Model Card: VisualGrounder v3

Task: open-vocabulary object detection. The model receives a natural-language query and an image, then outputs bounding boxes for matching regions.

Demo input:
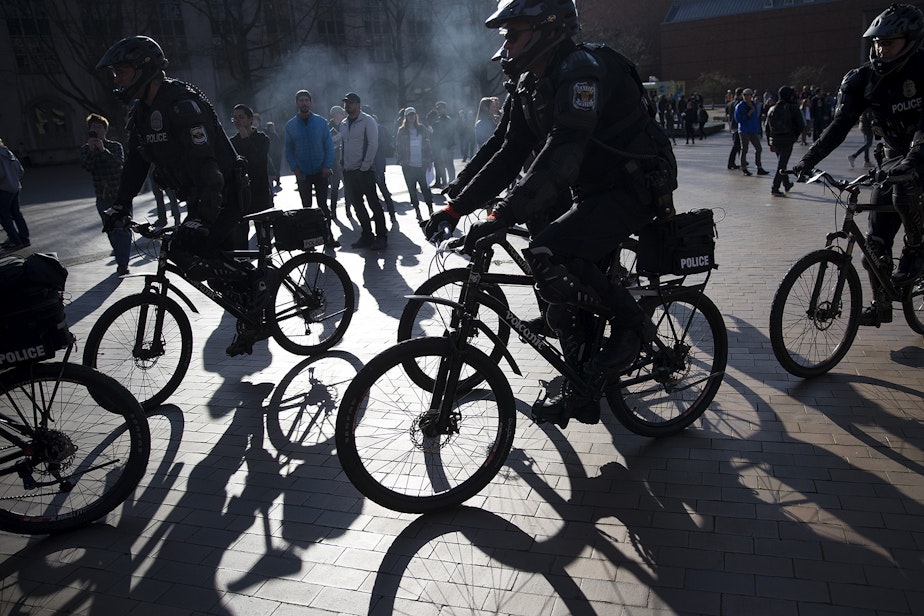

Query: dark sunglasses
[501,27,533,44]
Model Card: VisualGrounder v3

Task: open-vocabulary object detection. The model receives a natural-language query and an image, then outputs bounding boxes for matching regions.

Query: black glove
[462,214,508,256]
[102,204,129,233]
[175,218,210,242]
[196,192,223,224]
[791,159,814,182]
[421,206,461,241]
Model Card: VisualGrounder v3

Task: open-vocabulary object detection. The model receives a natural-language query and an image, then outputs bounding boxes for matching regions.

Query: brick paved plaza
[1,129,922,615]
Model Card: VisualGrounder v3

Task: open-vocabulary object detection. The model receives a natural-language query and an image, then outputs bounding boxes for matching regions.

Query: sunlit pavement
[2,129,923,615]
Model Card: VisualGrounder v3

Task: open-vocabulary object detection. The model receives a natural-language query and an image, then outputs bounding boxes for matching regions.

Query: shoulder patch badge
[190,125,208,145]
[572,81,597,111]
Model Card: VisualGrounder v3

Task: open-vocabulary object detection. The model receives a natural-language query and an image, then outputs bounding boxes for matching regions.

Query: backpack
[768,103,793,135]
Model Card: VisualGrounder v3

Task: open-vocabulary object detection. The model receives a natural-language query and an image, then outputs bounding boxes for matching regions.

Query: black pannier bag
[637,209,717,276]
[0,253,72,368]
[272,208,327,251]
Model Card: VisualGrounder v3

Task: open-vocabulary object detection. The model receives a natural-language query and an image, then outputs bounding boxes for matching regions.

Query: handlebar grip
[428,222,452,244]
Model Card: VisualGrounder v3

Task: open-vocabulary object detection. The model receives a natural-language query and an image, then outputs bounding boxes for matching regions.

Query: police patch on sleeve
[190,125,208,145]
[572,81,597,111]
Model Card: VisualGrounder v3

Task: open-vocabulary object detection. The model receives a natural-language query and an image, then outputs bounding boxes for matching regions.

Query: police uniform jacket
[803,49,924,170]
[114,78,239,217]
[449,39,673,225]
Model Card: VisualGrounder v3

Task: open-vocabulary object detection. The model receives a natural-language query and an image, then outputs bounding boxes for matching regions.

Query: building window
[149,0,188,67]
[29,100,70,152]
[3,0,58,74]
[318,0,345,47]
[80,0,121,44]
[365,6,392,63]
[265,0,295,60]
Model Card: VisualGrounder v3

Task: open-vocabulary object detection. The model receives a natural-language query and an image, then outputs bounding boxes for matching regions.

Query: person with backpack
[764,85,805,196]
[422,0,677,429]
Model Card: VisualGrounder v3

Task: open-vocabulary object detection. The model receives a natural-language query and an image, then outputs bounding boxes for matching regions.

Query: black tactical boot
[531,381,600,429]
[858,302,893,327]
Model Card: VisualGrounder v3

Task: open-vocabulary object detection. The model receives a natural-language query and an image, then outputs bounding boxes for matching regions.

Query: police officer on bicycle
[423,0,677,428]
[794,4,924,327]
[97,36,260,356]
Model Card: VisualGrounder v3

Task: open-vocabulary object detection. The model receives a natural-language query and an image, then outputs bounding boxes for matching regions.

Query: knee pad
[523,247,601,306]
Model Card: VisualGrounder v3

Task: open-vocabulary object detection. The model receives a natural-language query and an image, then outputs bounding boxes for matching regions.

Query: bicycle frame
[823,199,906,303]
[123,214,290,356]
[417,237,710,433]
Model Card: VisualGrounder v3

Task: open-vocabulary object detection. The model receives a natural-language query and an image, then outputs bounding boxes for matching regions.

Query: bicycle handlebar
[786,167,918,192]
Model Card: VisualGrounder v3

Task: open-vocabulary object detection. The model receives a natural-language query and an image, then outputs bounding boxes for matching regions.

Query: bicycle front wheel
[902,278,924,335]
[0,362,150,534]
[83,293,192,411]
[335,337,516,514]
[769,250,861,377]
[397,268,510,392]
[608,293,727,437]
[271,252,354,354]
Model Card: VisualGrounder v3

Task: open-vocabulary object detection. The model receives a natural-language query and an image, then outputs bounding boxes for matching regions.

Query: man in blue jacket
[734,88,770,176]
[285,89,338,247]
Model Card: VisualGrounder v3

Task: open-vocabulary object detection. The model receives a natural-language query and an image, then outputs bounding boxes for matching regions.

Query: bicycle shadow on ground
[890,345,924,368]
[0,404,187,615]
[263,350,365,461]
[788,373,924,476]
[366,315,922,615]
[63,274,127,326]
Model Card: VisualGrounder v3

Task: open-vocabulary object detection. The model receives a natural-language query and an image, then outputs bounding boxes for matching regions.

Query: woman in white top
[395,107,435,222]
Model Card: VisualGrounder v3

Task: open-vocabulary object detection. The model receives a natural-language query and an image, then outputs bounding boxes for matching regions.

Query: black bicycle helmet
[863,3,924,76]
[96,36,168,103]
[485,0,580,75]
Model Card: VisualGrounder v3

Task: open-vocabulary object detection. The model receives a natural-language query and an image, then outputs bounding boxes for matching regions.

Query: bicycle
[769,168,924,378]
[82,207,355,410]
[335,218,727,513]
[1,255,150,535]
[397,225,639,383]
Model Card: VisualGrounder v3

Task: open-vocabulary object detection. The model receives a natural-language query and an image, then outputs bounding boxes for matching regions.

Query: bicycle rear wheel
[82,293,192,411]
[608,292,727,437]
[769,250,861,377]
[270,252,354,354]
[335,337,516,514]
[902,278,924,335]
[0,362,150,534]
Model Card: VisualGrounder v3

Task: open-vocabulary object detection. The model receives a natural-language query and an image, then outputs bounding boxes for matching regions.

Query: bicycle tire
[336,337,516,514]
[608,292,727,437]
[270,252,354,354]
[82,293,193,411]
[397,268,511,391]
[902,278,924,335]
[0,362,150,534]
[769,250,862,377]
